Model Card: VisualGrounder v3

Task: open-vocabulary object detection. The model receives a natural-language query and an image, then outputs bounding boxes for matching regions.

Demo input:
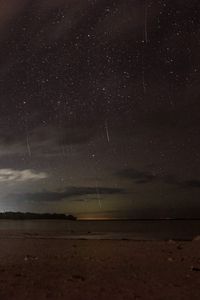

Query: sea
[0,219,200,240]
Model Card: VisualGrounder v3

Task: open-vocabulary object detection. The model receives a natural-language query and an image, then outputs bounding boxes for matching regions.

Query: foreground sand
[0,238,200,300]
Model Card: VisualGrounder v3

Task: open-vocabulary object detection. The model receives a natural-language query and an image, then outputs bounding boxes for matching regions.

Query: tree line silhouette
[0,212,77,220]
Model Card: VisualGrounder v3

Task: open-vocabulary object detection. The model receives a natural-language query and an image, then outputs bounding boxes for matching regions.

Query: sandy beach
[0,238,200,300]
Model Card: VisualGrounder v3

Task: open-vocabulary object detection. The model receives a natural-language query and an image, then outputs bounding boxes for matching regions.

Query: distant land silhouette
[0,212,77,220]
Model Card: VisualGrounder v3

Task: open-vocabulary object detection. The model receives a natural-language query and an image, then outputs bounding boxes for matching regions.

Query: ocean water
[0,220,200,240]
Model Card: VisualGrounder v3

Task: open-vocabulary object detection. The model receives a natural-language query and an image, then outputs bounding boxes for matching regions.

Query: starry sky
[0,0,200,219]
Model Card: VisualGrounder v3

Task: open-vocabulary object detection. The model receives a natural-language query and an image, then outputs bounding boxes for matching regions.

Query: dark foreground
[0,239,200,300]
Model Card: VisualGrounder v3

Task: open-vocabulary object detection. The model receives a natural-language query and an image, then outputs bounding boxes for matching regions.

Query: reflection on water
[0,220,200,240]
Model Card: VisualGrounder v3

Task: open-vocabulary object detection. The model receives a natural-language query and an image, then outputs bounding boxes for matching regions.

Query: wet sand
[0,238,200,300]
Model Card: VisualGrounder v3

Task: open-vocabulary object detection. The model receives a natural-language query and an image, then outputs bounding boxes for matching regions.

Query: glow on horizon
[78,217,128,220]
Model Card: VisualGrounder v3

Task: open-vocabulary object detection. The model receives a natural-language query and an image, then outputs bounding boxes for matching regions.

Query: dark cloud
[116,168,200,189]
[116,167,174,185]
[10,186,126,202]
[116,169,156,183]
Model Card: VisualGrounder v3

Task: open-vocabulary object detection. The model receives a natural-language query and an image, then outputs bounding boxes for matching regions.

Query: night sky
[0,0,200,219]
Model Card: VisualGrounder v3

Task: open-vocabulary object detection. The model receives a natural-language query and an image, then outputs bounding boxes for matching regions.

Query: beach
[0,238,200,300]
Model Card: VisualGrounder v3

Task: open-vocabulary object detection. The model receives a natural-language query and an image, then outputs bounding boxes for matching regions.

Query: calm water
[0,220,200,240]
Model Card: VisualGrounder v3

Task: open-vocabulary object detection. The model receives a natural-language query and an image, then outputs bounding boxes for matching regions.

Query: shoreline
[0,234,195,241]
[0,230,197,241]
